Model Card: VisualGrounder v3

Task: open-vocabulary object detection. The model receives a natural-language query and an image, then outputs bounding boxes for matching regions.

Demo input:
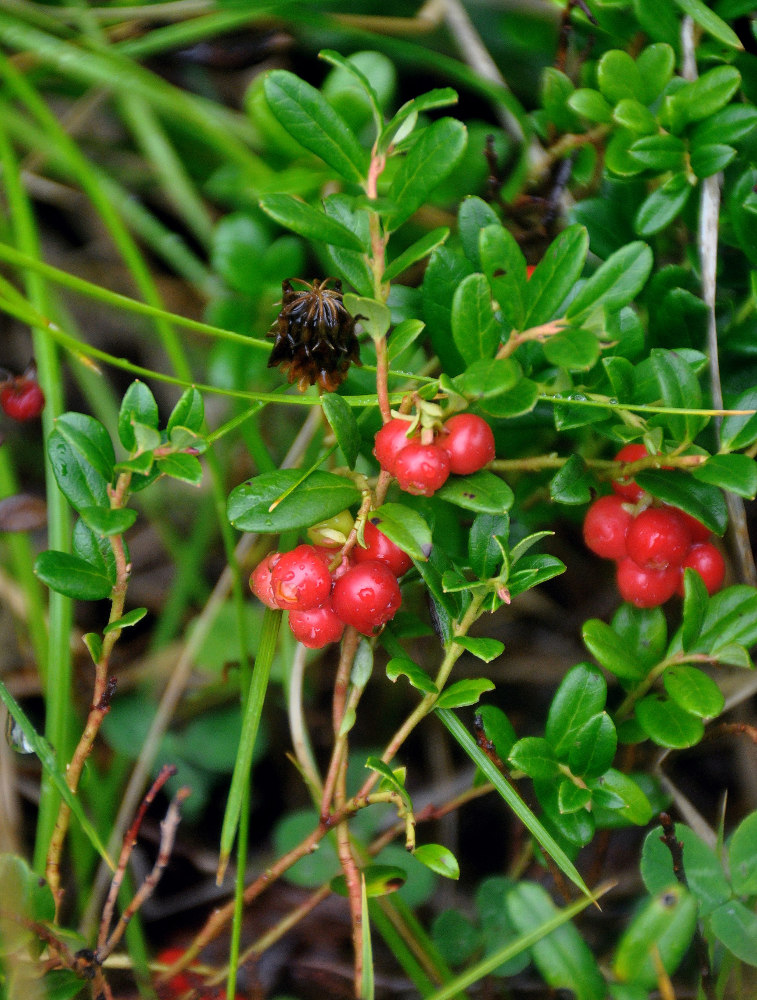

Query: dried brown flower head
[267,278,362,392]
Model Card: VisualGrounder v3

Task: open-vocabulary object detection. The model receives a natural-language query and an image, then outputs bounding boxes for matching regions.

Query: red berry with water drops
[354,521,413,577]
[678,543,726,596]
[270,544,332,611]
[583,495,633,560]
[611,443,649,502]
[440,413,496,475]
[289,599,345,648]
[616,557,680,608]
[331,560,402,635]
[374,418,418,474]
[394,441,450,496]
[0,376,45,422]
[249,552,281,609]
[626,507,690,570]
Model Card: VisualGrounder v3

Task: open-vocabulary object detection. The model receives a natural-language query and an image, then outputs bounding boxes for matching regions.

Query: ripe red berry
[289,599,345,648]
[331,560,402,635]
[583,495,633,560]
[616,557,680,608]
[611,443,649,502]
[672,508,711,544]
[354,521,413,577]
[155,946,243,999]
[374,418,419,474]
[249,552,281,609]
[678,543,726,596]
[394,442,450,496]
[626,507,691,570]
[270,544,332,611]
[0,377,45,421]
[439,413,496,475]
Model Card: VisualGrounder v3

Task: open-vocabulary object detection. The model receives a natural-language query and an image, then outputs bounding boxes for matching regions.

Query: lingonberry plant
[2,4,757,1000]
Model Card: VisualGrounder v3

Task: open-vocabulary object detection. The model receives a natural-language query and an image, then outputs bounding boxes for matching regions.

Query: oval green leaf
[228,470,360,533]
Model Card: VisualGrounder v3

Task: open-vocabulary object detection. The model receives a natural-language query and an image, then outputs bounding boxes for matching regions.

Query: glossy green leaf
[523,224,589,329]
[543,327,599,371]
[692,585,757,653]
[103,607,147,634]
[628,134,687,172]
[673,64,742,124]
[431,909,480,968]
[545,662,607,757]
[436,470,514,514]
[78,506,137,537]
[582,619,646,680]
[365,756,411,808]
[414,844,459,880]
[369,503,432,563]
[613,885,699,986]
[588,769,652,825]
[558,780,592,814]
[468,512,509,579]
[452,273,501,364]
[641,822,731,915]
[454,358,521,401]
[566,242,652,321]
[720,388,757,450]
[378,87,458,152]
[535,776,595,845]
[507,554,565,598]
[692,454,757,499]
[167,386,204,434]
[635,471,727,535]
[690,143,737,179]
[228,470,360,533]
[386,657,437,694]
[549,454,593,504]
[118,380,159,452]
[604,128,645,177]
[259,193,365,251]
[322,193,374,296]
[385,118,467,231]
[568,88,613,123]
[476,704,517,760]
[436,678,495,710]
[635,174,692,236]
[459,197,500,269]
[568,713,617,780]
[505,882,606,1000]
[480,377,540,418]
[663,665,724,718]
[479,223,528,331]
[508,737,559,779]
[454,636,504,662]
[384,227,450,282]
[597,50,643,103]
[648,348,706,441]
[48,414,113,512]
[321,392,360,469]
[35,550,114,601]
[613,98,657,135]
[422,246,472,375]
[264,70,368,183]
[156,453,203,486]
[691,105,757,147]
[387,318,426,362]
[637,43,675,103]
[729,811,757,895]
[680,568,709,650]
[710,900,757,966]
[635,695,704,748]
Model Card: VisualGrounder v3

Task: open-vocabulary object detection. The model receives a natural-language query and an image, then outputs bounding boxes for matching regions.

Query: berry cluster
[250,521,410,646]
[583,446,725,607]
[0,367,45,422]
[374,413,495,497]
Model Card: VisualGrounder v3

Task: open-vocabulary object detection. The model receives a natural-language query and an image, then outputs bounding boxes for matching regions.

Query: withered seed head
[267,278,362,393]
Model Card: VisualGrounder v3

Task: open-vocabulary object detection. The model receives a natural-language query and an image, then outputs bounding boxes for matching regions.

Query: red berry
[249,552,281,609]
[583,495,633,560]
[672,508,711,543]
[331,560,402,635]
[0,377,45,421]
[374,418,419,474]
[611,444,649,502]
[626,507,691,570]
[616,557,680,608]
[270,544,332,611]
[155,947,194,996]
[354,521,413,577]
[439,414,496,475]
[289,599,345,648]
[526,264,536,279]
[394,442,450,496]
[678,542,726,596]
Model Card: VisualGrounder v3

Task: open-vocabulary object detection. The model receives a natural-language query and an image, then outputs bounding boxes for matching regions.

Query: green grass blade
[361,876,375,1000]
[436,708,592,899]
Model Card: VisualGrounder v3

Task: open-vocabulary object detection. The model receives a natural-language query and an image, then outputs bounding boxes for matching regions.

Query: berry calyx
[583,495,633,560]
[394,442,450,496]
[249,552,281,609]
[439,413,496,475]
[0,376,45,422]
[354,521,413,577]
[616,558,680,608]
[289,599,345,648]
[374,418,419,474]
[331,560,402,635]
[625,507,690,570]
[270,544,332,611]
[678,543,726,596]
[611,443,650,502]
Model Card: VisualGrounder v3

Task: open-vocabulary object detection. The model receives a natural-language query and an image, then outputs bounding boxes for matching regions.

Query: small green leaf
[691,105,757,146]
[228,470,360,533]
[710,901,757,967]
[635,695,704,748]
[454,636,504,663]
[692,454,757,499]
[550,454,593,504]
[635,471,727,535]
[157,453,203,486]
[78,506,137,537]
[692,585,757,653]
[641,822,731,915]
[264,70,368,182]
[437,470,514,514]
[332,864,407,899]
[387,319,426,362]
[103,607,148,633]
[690,143,737,179]
[545,662,607,757]
[48,414,113,513]
[452,273,502,364]
[436,678,495,710]
[384,227,450,282]
[386,657,437,694]
[663,665,724,719]
[459,197,500,269]
[523,224,589,329]
[413,844,459,880]
[35,550,114,601]
[582,619,646,680]
[628,134,687,172]
[342,293,391,340]
[476,704,517,760]
[378,87,459,152]
[681,568,709,650]
[597,50,643,103]
[566,242,652,322]
[118,380,159,452]
[635,174,692,237]
[167,386,204,434]
[568,87,613,123]
[322,194,374,296]
[321,393,360,469]
[365,755,411,808]
[542,327,599,371]
[612,98,657,135]
[259,193,365,251]
[479,223,528,331]
[672,63,742,122]
[589,769,652,825]
[369,503,432,562]
[454,358,521,402]
[422,246,474,375]
[558,781,592,814]
[385,118,467,231]
[720,388,757,450]
[508,736,559,779]
[637,43,675,103]
[468,512,509,579]
[568,713,617,780]
[728,811,757,896]
[613,885,699,986]
[83,632,102,664]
